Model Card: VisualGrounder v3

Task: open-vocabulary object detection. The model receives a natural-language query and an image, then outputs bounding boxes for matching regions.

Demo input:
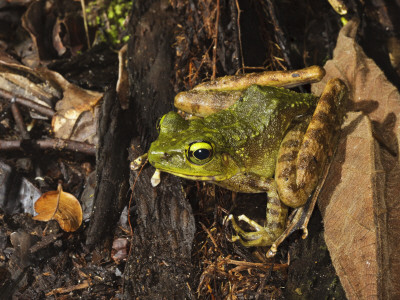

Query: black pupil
[194,149,210,160]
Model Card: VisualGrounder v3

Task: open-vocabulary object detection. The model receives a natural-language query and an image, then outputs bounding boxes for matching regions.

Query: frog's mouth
[167,170,228,181]
[152,164,229,182]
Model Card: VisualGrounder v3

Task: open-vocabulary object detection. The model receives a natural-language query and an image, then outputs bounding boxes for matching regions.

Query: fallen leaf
[312,19,400,299]
[0,52,103,143]
[111,238,129,263]
[33,183,83,232]
[0,51,62,111]
[44,68,102,144]
[0,160,42,215]
[116,44,129,110]
[21,0,89,63]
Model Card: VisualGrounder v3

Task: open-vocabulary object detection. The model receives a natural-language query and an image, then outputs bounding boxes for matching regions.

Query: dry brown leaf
[0,51,62,110]
[0,51,102,143]
[312,19,400,299]
[33,183,83,232]
[116,44,130,110]
[40,68,102,144]
[21,0,88,63]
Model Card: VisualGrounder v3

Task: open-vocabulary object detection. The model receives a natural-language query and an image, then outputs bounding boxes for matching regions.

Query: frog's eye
[187,141,213,165]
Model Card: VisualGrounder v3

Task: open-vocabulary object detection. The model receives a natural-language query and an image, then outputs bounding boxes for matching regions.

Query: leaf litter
[312,18,400,300]
[33,182,83,232]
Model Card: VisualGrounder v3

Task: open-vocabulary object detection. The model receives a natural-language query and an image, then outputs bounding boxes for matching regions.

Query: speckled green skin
[148,85,317,193]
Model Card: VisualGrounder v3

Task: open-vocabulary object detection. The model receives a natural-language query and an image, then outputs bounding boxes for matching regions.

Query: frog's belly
[212,173,272,193]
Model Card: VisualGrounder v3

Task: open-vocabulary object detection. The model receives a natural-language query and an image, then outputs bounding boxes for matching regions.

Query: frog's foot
[279,147,333,244]
[130,153,148,170]
[264,207,306,257]
[226,206,313,258]
[226,214,278,251]
[151,169,161,187]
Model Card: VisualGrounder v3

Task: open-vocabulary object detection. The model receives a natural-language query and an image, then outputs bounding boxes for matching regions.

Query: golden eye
[187,141,213,165]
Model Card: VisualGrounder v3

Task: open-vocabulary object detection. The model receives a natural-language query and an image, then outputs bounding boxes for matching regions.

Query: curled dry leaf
[116,44,129,110]
[312,19,400,299]
[33,184,83,232]
[21,0,88,63]
[44,68,103,144]
[0,51,62,112]
[0,51,102,144]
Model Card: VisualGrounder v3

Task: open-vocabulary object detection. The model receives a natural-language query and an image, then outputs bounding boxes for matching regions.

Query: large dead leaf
[21,0,89,63]
[312,19,400,299]
[0,51,62,111]
[33,183,83,232]
[0,51,102,144]
[44,68,102,144]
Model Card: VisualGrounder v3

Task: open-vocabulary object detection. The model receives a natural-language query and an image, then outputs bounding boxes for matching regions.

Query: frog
[132,66,347,257]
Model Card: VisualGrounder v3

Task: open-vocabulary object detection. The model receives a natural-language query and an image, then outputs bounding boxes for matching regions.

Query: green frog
[133,66,347,256]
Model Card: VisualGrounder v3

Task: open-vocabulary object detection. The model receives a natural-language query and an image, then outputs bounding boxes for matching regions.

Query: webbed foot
[226,204,312,258]
[225,214,282,257]
[130,153,148,170]
[225,181,290,257]
[227,214,277,246]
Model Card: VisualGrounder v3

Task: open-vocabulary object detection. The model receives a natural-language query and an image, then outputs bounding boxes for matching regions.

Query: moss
[86,0,133,47]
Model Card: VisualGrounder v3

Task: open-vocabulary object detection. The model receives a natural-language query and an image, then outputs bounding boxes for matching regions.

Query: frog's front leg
[225,115,312,255]
[227,179,288,250]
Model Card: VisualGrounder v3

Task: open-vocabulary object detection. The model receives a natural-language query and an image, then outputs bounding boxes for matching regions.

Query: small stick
[211,0,220,80]
[234,0,245,73]
[10,98,30,139]
[0,90,55,118]
[0,138,96,155]
[265,0,292,69]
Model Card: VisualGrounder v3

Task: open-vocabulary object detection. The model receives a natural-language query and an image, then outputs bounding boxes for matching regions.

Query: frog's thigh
[275,122,310,208]
[276,79,346,208]
[296,79,346,186]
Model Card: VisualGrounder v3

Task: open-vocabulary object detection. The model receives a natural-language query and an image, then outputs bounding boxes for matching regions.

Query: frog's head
[148,111,240,182]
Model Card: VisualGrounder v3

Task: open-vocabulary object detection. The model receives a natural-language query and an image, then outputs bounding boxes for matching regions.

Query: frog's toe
[266,244,278,258]
[301,227,308,239]
[231,233,268,248]
[226,214,276,247]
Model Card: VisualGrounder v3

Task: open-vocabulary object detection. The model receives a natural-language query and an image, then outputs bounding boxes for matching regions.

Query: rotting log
[122,1,196,298]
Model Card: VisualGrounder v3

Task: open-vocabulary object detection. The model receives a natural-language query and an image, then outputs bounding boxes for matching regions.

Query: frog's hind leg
[272,79,347,254]
[227,181,288,249]
[276,78,347,209]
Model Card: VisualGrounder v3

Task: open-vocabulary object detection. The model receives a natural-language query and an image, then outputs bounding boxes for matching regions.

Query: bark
[123,1,196,298]
[86,89,131,246]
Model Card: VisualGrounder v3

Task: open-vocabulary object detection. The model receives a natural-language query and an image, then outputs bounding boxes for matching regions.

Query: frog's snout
[148,150,172,166]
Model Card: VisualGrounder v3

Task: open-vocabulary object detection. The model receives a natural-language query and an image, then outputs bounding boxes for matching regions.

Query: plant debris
[33,182,83,232]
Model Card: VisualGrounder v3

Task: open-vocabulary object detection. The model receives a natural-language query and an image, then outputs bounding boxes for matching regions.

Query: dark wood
[122,1,196,298]
[85,89,131,246]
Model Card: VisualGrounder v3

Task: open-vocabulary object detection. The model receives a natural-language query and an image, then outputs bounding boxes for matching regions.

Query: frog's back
[233,85,316,130]
[203,85,317,176]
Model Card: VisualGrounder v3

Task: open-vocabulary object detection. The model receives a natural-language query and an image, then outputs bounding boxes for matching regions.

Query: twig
[264,0,292,69]
[80,0,91,49]
[45,280,90,296]
[225,258,288,271]
[10,98,30,139]
[212,0,220,80]
[122,157,148,294]
[200,222,219,250]
[0,138,96,155]
[0,89,55,118]
[235,0,245,73]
